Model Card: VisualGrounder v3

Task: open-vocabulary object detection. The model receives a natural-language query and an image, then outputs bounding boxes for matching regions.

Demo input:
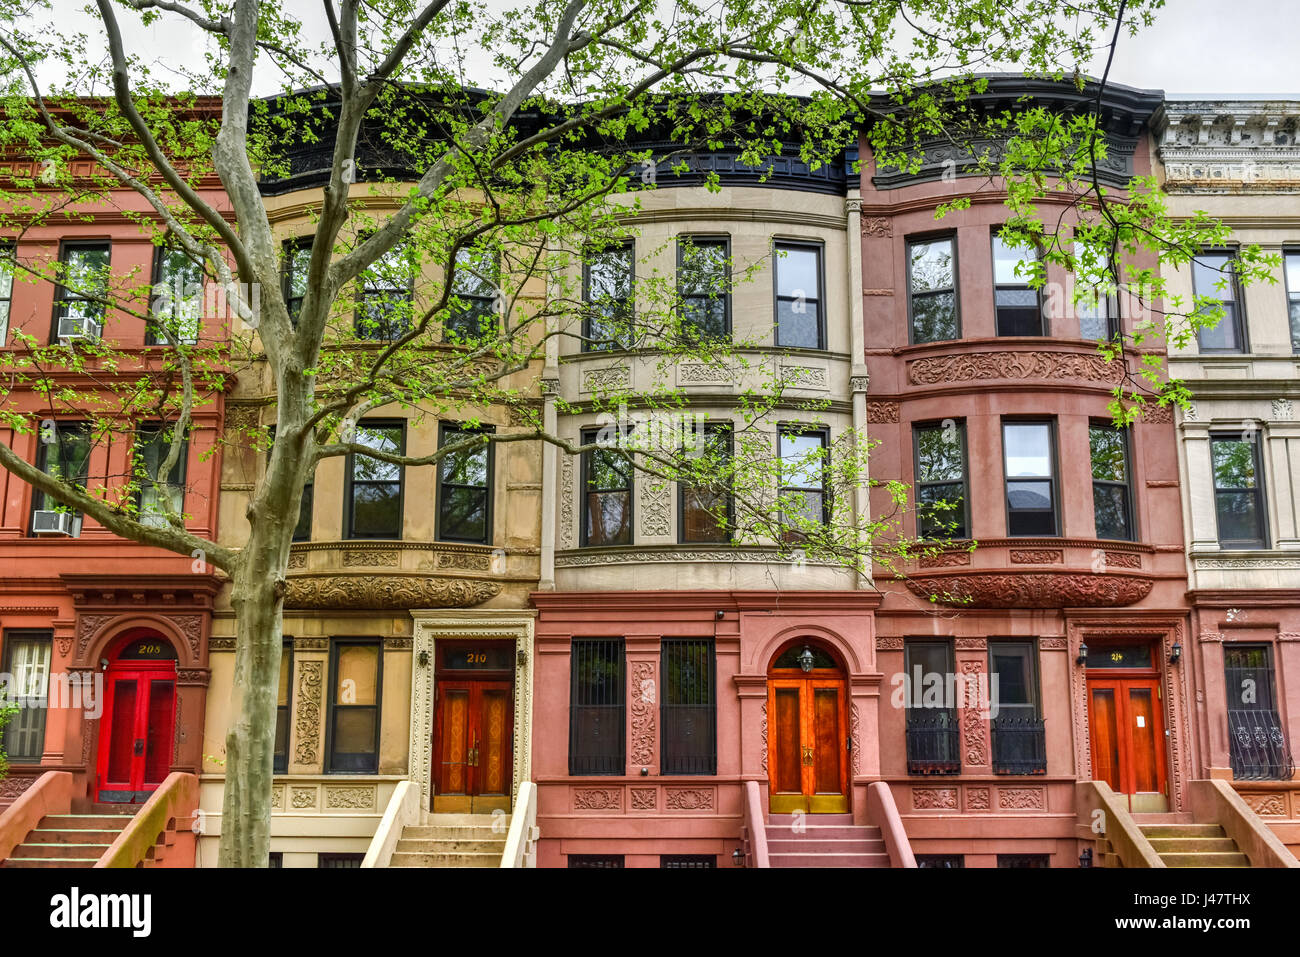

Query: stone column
[955,638,990,774]
[539,377,560,589]
[625,635,660,777]
[1266,427,1300,549]
[288,637,329,775]
[1197,631,1230,773]
[1183,426,1220,552]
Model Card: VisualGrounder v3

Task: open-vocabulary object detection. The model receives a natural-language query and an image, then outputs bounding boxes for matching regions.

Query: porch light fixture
[1075,642,1088,667]
[1169,641,1182,665]
[1079,847,1093,868]
[797,645,816,673]
[732,848,745,867]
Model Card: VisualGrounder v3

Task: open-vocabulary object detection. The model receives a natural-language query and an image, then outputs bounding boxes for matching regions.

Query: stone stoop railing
[741,780,770,868]
[361,780,421,868]
[500,781,538,868]
[1075,780,1165,868]
[866,781,917,868]
[95,772,200,868]
[1190,779,1300,868]
[0,771,74,862]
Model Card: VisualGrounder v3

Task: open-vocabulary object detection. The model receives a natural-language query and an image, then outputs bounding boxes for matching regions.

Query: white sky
[19,0,1300,99]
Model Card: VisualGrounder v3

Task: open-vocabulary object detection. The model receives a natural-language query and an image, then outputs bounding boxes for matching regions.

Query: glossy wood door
[96,664,177,803]
[1087,677,1167,810]
[433,678,513,812]
[767,677,849,813]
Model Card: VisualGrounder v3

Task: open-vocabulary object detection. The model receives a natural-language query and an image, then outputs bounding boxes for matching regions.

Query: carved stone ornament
[909,351,1123,386]
[905,572,1153,608]
[293,661,323,765]
[283,576,500,609]
[866,401,900,424]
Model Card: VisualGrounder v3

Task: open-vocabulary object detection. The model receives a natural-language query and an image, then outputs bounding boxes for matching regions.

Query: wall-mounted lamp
[797,645,816,674]
[732,848,745,867]
[1079,847,1093,868]
[715,610,725,620]
[1169,641,1182,665]
[1075,642,1088,667]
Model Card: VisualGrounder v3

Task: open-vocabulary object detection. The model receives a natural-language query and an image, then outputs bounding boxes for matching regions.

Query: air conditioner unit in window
[57,316,102,342]
[32,510,82,536]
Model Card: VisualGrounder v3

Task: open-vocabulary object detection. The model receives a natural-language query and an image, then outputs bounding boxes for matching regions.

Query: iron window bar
[905,708,961,775]
[1227,709,1295,781]
[990,714,1047,774]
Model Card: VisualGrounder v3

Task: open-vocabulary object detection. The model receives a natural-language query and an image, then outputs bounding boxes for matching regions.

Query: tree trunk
[217,530,286,867]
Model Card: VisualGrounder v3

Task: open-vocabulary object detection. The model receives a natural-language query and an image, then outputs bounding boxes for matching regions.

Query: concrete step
[23,828,123,845]
[389,850,502,867]
[764,825,880,841]
[423,813,503,826]
[766,838,886,855]
[767,813,854,825]
[10,842,107,860]
[1147,837,1239,854]
[769,852,892,868]
[2,857,99,868]
[395,838,506,854]
[1139,824,1227,839]
[401,825,508,841]
[1159,851,1250,868]
[39,814,133,831]
[1132,812,1194,825]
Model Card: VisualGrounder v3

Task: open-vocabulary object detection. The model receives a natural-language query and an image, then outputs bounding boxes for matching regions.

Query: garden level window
[679,424,732,544]
[580,428,631,546]
[916,855,965,869]
[774,241,824,349]
[1223,645,1294,780]
[345,421,404,539]
[583,243,634,351]
[1,631,51,762]
[317,854,364,868]
[569,638,625,775]
[992,234,1043,336]
[355,245,414,340]
[660,638,716,774]
[1211,433,1266,548]
[1193,251,1245,353]
[274,642,293,774]
[914,421,968,539]
[30,422,91,535]
[904,640,959,774]
[661,855,716,868]
[1003,422,1058,537]
[907,236,959,343]
[446,247,499,340]
[1286,251,1300,354]
[134,425,188,529]
[777,426,829,540]
[1090,424,1134,541]
[326,640,382,773]
[148,247,202,344]
[998,855,1050,868]
[988,640,1046,774]
[437,423,493,544]
[0,242,14,345]
[282,237,312,325]
[53,242,110,343]
[568,855,624,868]
[677,237,730,340]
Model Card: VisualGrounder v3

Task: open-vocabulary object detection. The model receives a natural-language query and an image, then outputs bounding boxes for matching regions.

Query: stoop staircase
[765,813,891,868]
[1,805,136,868]
[1135,813,1250,868]
[388,813,509,868]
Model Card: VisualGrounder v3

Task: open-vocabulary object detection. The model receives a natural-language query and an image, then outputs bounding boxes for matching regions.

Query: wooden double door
[767,676,850,813]
[433,677,513,813]
[1087,675,1168,811]
[96,660,177,804]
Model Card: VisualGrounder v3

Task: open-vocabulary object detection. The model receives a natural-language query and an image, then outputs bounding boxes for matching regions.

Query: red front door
[1087,676,1167,810]
[432,678,513,813]
[96,660,177,803]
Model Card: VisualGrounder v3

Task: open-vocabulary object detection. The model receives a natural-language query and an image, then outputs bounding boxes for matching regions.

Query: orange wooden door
[433,679,513,812]
[768,677,849,813]
[1087,677,1166,809]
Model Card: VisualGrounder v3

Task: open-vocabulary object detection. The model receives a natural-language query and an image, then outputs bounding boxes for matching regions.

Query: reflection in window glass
[908,237,957,343]
[1003,422,1056,536]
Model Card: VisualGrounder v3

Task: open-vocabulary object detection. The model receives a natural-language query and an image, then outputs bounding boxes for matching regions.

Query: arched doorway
[767,638,849,813]
[95,630,178,804]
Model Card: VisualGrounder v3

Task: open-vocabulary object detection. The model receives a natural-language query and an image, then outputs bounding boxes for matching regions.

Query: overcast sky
[19,0,1300,99]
